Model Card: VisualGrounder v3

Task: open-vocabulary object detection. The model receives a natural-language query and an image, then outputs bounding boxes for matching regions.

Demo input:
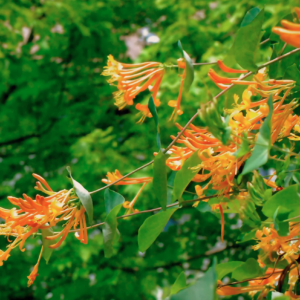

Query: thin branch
[260,38,270,45]
[70,189,247,233]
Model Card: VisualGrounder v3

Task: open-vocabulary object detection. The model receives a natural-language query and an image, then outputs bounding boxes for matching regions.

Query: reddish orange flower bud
[217,60,248,73]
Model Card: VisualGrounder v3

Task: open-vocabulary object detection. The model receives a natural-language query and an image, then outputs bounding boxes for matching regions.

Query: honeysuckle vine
[3,7,300,299]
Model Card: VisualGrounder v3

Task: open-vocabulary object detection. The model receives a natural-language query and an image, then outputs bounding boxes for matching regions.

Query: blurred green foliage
[0,0,300,299]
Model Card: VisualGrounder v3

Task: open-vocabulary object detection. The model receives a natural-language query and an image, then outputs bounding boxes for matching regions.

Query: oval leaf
[153,150,169,210]
[233,8,264,72]
[41,228,57,264]
[215,261,244,280]
[170,272,186,295]
[262,184,300,218]
[178,41,194,93]
[148,95,161,150]
[232,258,264,281]
[171,265,217,300]
[173,151,202,203]
[67,166,93,225]
[138,207,178,252]
[242,95,273,175]
[103,203,123,258]
[104,189,125,215]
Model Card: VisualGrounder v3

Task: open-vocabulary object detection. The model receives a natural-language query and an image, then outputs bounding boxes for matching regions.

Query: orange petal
[281,19,300,31]
[217,60,247,73]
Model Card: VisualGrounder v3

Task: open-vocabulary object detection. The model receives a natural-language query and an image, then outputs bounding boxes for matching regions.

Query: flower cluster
[0,174,88,286]
[102,55,164,122]
[272,8,300,48]
[166,66,297,198]
[102,55,190,122]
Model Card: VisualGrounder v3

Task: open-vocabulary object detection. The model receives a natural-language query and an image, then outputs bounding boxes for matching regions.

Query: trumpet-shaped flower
[0,174,89,284]
[102,55,164,111]
[272,8,300,48]
[102,169,152,185]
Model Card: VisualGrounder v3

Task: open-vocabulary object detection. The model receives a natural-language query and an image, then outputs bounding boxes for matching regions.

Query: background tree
[0,0,299,299]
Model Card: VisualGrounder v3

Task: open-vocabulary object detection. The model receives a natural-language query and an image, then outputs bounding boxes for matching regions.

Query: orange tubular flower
[165,68,297,202]
[102,55,164,112]
[27,246,43,287]
[217,60,248,73]
[272,8,300,48]
[217,280,265,296]
[135,103,152,124]
[123,182,148,215]
[0,174,89,284]
[102,169,152,185]
[168,58,186,121]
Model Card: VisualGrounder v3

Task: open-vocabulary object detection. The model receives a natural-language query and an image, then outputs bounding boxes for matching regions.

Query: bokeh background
[0,0,299,299]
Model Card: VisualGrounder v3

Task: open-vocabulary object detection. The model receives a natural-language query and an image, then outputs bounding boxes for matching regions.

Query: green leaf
[104,189,125,215]
[66,166,93,225]
[173,151,202,203]
[41,228,57,264]
[233,133,250,158]
[241,7,261,27]
[195,201,212,213]
[148,95,161,150]
[273,207,289,236]
[232,258,264,281]
[284,64,300,86]
[262,184,300,218]
[272,295,290,300]
[237,229,256,243]
[171,264,217,300]
[138,207,178,252]
[103,203,123,258]
[178,40,194,93]
[170,272,186,295]
[216,261,244,280]
[242,95,273,175]
[269,45,279,78]
[167,171,177,205]
[233,8,264,72]
[153,150,169,210]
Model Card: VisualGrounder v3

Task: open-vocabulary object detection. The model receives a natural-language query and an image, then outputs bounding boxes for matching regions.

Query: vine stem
[70,189,247,233]
[170,38,270,68]
[90,46,300,196]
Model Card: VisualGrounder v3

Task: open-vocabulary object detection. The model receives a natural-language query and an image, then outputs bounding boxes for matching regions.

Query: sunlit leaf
[178,41,194,93]
[66,166,93,225]
[138,207,178,252]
